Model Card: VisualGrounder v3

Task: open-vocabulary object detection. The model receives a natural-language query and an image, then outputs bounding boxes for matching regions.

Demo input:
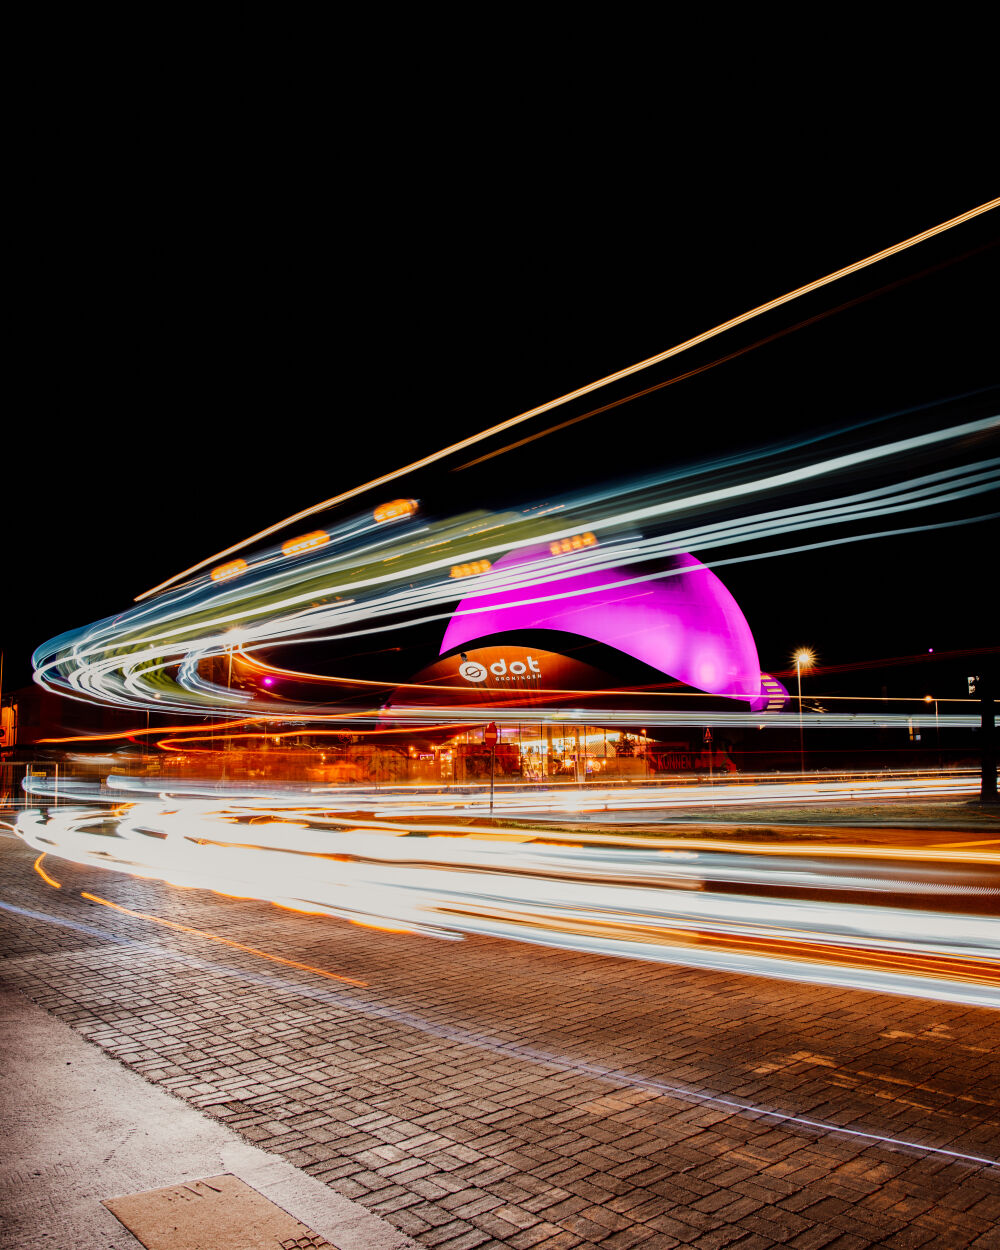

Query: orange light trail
[349,918,415,934]
[234,640,995,706]
[451,237,999,473]
[33,854,62,889]
[38,716,266,744]
[79,892,369,986]
[14,797,997,1009]
[155,722,467,750]
[134,199,999,602]
[233,645,752,703]
[437,903,1000,989]
[237,644,995,724]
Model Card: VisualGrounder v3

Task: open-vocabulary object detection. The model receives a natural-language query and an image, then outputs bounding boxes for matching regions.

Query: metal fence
[1,761,65,812]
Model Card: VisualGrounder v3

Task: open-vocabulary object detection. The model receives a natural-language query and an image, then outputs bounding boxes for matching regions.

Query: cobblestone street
[2,831,998,1249]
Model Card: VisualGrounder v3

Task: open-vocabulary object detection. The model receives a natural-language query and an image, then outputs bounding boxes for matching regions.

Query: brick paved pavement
[2,833,998,1250]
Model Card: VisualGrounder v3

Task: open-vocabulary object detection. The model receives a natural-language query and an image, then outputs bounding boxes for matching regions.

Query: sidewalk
[0,984,417,1250]
[2,811,998,1250]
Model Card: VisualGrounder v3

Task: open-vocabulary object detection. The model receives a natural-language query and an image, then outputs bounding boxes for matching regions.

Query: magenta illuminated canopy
[440,546,778,711]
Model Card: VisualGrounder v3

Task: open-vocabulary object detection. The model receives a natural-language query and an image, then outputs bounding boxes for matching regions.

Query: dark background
[6,175,998,706]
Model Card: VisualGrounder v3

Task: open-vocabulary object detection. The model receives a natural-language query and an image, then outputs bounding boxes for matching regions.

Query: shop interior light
[549,532,597,555]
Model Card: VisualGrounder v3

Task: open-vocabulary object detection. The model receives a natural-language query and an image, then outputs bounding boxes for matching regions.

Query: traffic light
[968,675,979,694]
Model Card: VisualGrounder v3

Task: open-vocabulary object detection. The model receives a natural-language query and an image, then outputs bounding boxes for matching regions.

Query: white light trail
[134,199,1000,601]
[15,784,1000,1011]
[31,416,1000,722]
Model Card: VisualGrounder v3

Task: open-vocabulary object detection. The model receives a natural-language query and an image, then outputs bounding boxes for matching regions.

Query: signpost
[484,722,498,816]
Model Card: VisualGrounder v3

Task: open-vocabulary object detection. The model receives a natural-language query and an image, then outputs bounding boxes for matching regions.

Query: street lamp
[924,694,940,768]
[794,648,815,776]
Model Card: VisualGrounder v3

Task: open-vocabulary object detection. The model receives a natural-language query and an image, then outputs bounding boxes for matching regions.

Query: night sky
[7,182,998,707]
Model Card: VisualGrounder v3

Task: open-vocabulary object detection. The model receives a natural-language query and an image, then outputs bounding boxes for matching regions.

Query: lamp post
[794,649,815,776]
[924,695,940,768]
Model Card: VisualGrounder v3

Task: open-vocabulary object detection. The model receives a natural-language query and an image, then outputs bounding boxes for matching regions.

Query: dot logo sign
[489,657,541,677]
[459,655,543,683]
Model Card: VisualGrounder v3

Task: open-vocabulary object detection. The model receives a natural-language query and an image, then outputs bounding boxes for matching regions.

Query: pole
[490,745,495,817]
[797,659,805,776]
[980,670,997,804]
[226,647,233,753]
[934,699,940,770]
[0,650,6,766]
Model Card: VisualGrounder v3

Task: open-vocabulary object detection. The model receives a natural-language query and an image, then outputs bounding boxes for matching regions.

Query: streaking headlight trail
[31,414,1000,724]
[15,778,1000,1010]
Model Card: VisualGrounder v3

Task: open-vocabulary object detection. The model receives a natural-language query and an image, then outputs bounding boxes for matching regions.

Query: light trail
[31,414,1000,724]
[79,892,369,986]
[14,781,1000,1010]
[303,770,991,815]
[22,211,999,1044]
[22,766,996,811]
[134,199,1000,601]
[33,853,62,889]
[25,768,1000,858]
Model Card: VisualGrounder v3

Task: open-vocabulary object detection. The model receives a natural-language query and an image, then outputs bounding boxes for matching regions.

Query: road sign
[703,727,713,743]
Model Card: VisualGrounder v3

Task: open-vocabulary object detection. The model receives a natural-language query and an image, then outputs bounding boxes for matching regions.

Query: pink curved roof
[440,546,765,704]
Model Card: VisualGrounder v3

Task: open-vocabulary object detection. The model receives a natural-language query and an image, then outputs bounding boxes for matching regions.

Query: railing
[1,761,65,811]
[2,759,990,809]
